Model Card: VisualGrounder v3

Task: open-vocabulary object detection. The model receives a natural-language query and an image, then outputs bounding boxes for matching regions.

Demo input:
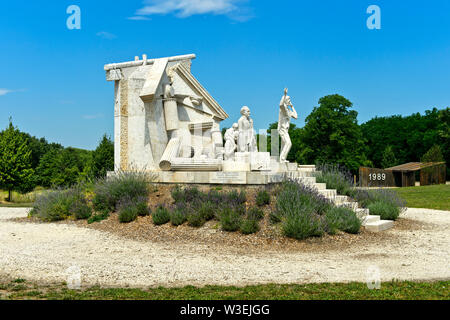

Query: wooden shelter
[385,162,446,187]
[359,162,446,187]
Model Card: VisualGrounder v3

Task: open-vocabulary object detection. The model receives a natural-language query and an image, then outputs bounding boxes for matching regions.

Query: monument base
[107,163,316,185]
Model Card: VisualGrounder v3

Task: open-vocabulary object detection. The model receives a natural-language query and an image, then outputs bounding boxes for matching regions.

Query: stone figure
[278,88,298,163]
[224,123,239,160]
[238,106,257,152]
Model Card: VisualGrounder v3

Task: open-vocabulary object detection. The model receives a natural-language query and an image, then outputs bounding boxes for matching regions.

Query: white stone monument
[104,54,303,184]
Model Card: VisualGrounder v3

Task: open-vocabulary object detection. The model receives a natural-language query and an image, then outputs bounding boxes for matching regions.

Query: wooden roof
[385,162,446,172]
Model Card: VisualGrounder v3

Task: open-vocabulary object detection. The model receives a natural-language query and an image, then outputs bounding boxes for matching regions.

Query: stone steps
[364,219,394,232]
[293,164,394,233]
[298,165,316,172]
[361,215,380,225]
[318,189,337,198]
[334,195,349,204]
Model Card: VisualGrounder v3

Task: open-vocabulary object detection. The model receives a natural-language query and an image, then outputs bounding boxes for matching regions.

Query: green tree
[421,145,444,163]
[296,94,370,173]
[91,134,114,179]
[36,147,92,187]
[437,108,450,178]
[381,145,397,168]
[362,108,443,168]
[0,120,34,201]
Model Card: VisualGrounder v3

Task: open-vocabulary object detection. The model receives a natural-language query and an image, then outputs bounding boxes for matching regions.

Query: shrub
[325,206,361,234]
[219,206,242,232]
[152,205,170,225]
[30,186,91,221]
[256,189,270,206]
[92,171,150,214]
[87,212,109,224]
[170,207,187,226]
[171,185,185,203]
[198,201,216,221]
[367,201,401,220]
[187,210,206,227]
[226,190,246,205]
[282,212,324,240]
[136,199,150,217]
[72,197,92,220]
[118,205,138,223]
[315,164,354,196]
[353,188,406,215]
[247,207,264,221]
[171,186,202,204]
[273,181,332,223]
[240,218,260,234]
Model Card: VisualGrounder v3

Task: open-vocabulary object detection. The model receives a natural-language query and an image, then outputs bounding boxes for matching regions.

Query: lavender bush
[315,163,354,196]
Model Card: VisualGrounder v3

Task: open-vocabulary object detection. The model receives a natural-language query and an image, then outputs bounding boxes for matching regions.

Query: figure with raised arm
[278,88,298,163]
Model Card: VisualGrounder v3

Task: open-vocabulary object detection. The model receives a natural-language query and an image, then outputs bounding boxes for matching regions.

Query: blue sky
[1,0,449,150]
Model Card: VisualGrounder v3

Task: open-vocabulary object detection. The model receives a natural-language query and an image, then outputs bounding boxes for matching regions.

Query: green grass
[0,188,45,207]
[396,184,450,211]
[1,279,448,300]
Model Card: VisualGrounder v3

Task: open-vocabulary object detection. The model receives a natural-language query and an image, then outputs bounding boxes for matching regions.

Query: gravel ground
[0,207,449,288]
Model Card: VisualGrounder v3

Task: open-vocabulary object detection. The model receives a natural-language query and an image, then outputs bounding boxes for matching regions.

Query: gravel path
[0,207,449,288]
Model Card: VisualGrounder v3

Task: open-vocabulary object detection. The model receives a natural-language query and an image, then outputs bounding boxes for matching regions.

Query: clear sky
[1,0,449,150]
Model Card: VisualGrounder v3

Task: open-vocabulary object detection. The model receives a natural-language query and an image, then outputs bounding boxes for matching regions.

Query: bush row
[273,180,361,240]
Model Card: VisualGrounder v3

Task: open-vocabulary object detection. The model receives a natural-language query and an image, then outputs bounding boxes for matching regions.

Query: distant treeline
[0,120,113,199]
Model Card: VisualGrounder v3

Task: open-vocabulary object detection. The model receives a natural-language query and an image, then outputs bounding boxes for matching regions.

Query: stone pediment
[170,63,229,121]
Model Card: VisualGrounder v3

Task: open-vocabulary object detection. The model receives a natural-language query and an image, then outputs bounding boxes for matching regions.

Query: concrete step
[361,215,380,225]
[295,176,316,185]
[319,189,337,198]
[336,201,358,210]
[334,195,349,204]
[355,208,370,218]
[364,219,394,232]
[313,183,327,190]
[298,165,316,172]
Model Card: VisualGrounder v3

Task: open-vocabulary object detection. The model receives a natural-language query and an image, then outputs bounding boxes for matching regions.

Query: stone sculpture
[278,88,298,163]
[104,53,305,184]
[238,106,257,152]
[224,123,239,160]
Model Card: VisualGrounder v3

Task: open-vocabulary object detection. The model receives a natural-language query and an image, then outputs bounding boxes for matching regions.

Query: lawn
[396,184,450,211]
[0,189,42,208]
[1,279,448,300]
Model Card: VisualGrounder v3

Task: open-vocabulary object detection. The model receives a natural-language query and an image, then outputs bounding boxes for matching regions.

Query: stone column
[163,98,179,132]
[159,138,181,170]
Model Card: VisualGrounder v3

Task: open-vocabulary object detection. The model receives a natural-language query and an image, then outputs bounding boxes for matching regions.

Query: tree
[362,108,443,168]
[296,94,371,173]
[0,120,34,201]
[91,134,114,179]
[421,145,444,163]
[36,147,92,187]
[437,108,450,179]
[381,145,397,168]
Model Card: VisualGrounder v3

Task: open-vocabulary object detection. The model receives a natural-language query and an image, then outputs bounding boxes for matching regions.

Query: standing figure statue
[238,106,257,152]
[224,123,239,160]
[278,88,298,163]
